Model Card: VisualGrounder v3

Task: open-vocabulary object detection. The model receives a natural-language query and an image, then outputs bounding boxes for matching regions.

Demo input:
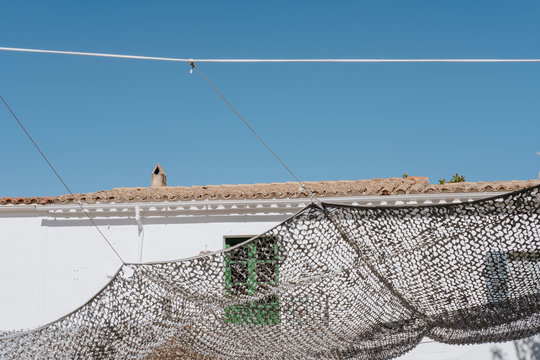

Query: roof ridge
[1,178,539,206]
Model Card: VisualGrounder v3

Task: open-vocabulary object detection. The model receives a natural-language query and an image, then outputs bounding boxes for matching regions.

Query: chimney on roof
[151,164,167,187]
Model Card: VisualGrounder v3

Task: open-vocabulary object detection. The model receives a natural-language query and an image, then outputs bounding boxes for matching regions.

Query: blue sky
[0,1,539,197]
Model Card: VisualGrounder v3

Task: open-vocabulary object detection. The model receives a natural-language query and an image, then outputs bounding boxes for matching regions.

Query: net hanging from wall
[1,185,540,360]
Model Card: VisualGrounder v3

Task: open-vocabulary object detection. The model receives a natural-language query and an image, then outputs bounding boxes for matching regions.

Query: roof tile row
[1,177,539,206]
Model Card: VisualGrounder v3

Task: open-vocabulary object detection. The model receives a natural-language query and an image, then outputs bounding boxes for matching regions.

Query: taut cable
[2,47,540,63]
[190,62,320,204]
[0,94,125,264]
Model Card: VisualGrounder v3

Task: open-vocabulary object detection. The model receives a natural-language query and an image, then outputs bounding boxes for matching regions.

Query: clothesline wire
[0,94,126,264]
[2,47,540,63]
[191,63,319,203]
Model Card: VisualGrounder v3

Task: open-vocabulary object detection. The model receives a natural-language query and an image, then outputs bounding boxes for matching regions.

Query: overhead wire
[2,46,540,63]
[0,94,125,264]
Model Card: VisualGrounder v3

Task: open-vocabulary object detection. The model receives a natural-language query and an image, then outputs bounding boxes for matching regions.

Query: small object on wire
[188,59,195,74]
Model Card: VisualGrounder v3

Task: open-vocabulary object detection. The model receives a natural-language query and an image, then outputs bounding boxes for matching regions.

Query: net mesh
[1,185,540,359]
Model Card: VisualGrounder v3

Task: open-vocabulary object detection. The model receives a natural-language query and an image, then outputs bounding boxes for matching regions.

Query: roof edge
[1,178,539,206]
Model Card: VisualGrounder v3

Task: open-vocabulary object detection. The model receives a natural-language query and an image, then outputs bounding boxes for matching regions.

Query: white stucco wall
[0,206,292,330]
[0,193,535,360]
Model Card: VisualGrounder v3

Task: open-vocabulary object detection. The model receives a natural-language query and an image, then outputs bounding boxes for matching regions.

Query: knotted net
[1,185,540,359]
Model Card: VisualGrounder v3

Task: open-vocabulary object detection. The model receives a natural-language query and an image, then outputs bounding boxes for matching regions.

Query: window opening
[486,251,540,303]
[224,236,280,325]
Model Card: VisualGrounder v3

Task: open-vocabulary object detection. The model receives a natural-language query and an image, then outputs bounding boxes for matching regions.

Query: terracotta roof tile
[1,177,539,206]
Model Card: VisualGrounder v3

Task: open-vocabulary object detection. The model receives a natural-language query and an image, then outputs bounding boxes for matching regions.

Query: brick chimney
[151,164,167,187]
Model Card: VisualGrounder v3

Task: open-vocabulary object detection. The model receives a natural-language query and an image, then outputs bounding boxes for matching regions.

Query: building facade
[1,174,539,360]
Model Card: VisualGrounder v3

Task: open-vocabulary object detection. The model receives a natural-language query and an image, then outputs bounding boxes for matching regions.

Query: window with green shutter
[224,236,280,325]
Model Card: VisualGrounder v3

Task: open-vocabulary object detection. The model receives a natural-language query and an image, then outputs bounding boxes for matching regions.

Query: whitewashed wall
[0,205,291,330]
[0,193,535,360]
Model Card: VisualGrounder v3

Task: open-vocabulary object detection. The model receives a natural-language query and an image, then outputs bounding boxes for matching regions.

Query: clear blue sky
[1,1,539,197]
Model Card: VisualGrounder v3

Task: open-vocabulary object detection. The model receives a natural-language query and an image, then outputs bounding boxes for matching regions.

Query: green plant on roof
[450,173,465,183]
[439,173,465,184]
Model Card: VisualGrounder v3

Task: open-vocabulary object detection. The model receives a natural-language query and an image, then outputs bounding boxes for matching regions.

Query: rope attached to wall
[0,94,125,264]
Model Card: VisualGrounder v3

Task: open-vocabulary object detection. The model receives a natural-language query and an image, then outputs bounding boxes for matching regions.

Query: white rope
[0,47,187,62]
[2,47,540,63]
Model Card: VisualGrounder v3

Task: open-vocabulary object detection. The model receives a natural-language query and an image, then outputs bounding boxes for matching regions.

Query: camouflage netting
[1,185,540,359]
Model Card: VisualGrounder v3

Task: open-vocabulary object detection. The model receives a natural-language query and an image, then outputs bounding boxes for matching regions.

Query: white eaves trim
[0,192,506,218]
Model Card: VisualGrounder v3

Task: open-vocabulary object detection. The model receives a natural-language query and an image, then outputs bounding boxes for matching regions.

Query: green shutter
[224,237,280,325]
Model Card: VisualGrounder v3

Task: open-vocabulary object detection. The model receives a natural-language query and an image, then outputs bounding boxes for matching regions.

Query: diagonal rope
[2,47,540,63]
[190,63,320,203]
[0,94,125,264]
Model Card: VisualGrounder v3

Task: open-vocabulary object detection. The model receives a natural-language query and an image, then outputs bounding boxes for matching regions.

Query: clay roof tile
[1,177,538,206]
